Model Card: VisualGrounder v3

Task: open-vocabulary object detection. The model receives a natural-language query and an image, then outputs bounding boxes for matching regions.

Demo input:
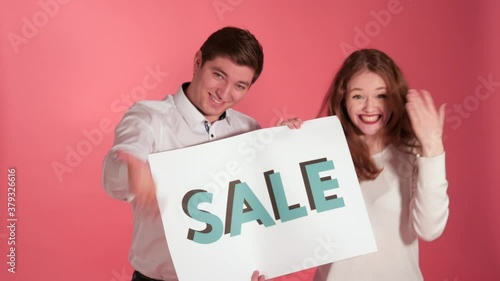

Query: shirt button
[211,134,214,138]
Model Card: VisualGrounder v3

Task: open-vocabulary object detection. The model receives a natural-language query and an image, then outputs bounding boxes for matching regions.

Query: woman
[313,49,449,280]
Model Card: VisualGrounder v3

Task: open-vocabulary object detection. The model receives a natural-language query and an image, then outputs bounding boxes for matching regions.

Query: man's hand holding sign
[148,116,377,281]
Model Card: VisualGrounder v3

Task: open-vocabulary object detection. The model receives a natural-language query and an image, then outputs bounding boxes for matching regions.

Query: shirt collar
[173,83,231,130]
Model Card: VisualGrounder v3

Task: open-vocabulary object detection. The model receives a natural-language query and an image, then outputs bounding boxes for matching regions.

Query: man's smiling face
[186,51,255,123]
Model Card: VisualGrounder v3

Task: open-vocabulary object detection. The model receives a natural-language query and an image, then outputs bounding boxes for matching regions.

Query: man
[102,26,265,281]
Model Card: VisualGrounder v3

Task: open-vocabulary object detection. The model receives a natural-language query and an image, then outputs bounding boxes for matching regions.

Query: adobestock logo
[235,106,298,163]
[384,73,499,188]
[51,64,169,183]
[7,0,71,54]
[109,267,132,281]
[445,74,499,130]
[213,0,244,21]
[185,109,299,215]
[281,233,339,281]
[339,0,406,57]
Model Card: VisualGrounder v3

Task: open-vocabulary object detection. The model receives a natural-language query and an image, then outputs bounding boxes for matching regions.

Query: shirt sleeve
[409,152,450,241]
[102,103,155,202]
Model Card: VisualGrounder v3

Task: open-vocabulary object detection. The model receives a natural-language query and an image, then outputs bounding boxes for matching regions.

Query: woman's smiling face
[345,70,391,141]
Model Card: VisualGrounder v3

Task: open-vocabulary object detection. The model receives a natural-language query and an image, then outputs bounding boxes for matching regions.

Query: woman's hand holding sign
[276,117,303,129]
[251,270,268,281]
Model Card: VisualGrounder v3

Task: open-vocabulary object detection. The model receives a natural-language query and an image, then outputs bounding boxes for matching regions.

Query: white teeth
[361,115,379,122]
[210,95,222,104]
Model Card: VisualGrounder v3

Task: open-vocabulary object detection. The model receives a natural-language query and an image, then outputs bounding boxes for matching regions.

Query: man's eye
[236,85,247,91]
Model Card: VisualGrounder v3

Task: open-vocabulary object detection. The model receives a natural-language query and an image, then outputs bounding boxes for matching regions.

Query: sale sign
[148,116,377,281]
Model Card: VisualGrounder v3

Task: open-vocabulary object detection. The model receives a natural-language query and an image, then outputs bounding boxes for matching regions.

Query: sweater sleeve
[101,103,155,202]
[409,152,450,241]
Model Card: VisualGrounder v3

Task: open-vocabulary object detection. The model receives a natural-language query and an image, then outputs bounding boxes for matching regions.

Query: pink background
[1,0,499,280]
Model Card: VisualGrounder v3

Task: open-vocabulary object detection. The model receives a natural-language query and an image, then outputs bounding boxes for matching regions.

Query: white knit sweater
[314,144,449,281]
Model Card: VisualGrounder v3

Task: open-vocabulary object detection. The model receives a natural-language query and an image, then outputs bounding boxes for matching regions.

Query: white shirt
[314,144,449,281]
[102,83,260,280]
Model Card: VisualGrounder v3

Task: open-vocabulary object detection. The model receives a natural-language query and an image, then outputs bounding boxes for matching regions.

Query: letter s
[182,189,223,244]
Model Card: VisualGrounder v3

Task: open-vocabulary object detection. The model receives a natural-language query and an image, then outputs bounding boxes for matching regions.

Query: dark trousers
[131,271,163,281]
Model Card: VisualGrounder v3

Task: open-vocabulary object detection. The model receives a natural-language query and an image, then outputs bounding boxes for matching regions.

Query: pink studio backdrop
[1,0,499,280]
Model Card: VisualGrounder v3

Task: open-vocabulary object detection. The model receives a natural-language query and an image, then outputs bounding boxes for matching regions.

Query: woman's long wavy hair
[319,49,417,181]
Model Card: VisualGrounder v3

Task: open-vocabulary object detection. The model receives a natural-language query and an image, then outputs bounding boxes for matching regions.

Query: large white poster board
[148,116,377,281]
